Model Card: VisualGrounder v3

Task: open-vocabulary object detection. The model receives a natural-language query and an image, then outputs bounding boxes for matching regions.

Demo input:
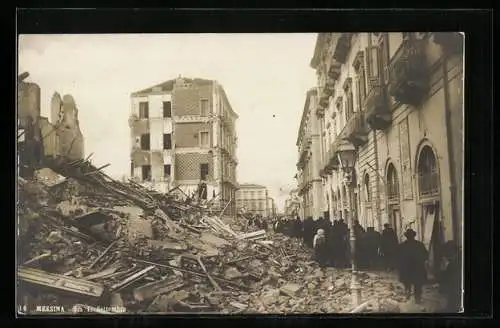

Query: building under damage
[17,72,85,177]
[129,76,239,216]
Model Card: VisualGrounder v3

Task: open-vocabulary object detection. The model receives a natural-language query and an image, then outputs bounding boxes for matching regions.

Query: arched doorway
[417,144,443,277]
[386,163,402,239]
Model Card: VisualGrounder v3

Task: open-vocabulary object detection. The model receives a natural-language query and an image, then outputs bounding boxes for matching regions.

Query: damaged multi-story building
[17,72,85,177]
[300,32,463,274]
[130,76,239,216]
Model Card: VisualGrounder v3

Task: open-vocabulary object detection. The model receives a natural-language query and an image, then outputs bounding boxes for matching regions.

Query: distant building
[129,76,238,215]
[236,184,269,216]
[284,188,301,217]
[267,197,277,217]
[296,88,325,220]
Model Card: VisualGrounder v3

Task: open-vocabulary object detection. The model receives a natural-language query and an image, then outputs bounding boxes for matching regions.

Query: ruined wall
[51,94,85,161]
[174,122,211,148]
[18,82,41,123]
[172,79,213,116]
[175,153,214,181]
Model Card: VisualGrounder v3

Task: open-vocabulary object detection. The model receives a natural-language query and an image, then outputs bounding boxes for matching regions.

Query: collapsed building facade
[129,77,239,216]
[17,72,85,177]
[296,32,463,274]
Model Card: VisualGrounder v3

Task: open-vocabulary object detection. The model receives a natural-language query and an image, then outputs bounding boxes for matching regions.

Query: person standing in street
[381,223,399,271]
[313,228,328,268]
[397,229,429,304]
[364,227,381,269]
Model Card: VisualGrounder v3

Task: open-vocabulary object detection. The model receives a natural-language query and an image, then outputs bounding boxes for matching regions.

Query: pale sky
[18,34,317,211]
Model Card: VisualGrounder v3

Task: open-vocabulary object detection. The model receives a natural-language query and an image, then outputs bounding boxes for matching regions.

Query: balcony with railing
[387,38,428,106]
[364,82,391,130]
[296,136,312,169]
[322,139,340,174]
[328,62,342,81]
[341,111,369,148]
[333,33,352,64]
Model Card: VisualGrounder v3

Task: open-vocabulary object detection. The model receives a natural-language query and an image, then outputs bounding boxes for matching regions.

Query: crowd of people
[268,214,461,310]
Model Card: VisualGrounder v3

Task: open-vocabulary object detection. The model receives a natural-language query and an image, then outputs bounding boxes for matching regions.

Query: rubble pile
[17,158,445,314]
[15,158,314,314]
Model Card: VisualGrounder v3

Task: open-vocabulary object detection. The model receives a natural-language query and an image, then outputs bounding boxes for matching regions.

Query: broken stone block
[280,283,302,297]
[56,200,87,217]
[260,289,280,306]
[148,240,187,252]
[224,267,243,280]
[230,301,248,310]
[127,217,153,242]
[200,232,230,248]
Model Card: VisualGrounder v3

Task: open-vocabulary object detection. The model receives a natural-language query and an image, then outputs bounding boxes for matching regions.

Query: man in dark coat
[329,220,339,267]
[353,220,366,269]
[397,229,429,304]
[381,223,399,271]
[364,227,381,269]
[337,219,350,268]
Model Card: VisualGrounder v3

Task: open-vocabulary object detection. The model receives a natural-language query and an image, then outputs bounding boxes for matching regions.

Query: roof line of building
[296,88,317,147]
[216,84,239,119]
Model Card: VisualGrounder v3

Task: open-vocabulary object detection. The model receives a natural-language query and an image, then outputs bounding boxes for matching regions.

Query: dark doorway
[142,165,151,181]
[421,201,444,278]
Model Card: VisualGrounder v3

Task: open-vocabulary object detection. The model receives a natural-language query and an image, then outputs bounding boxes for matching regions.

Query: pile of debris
[16,157,318,314]
[18,157,445,314]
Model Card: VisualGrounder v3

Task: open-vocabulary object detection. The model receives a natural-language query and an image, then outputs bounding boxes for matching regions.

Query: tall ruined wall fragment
[50,93,85,161]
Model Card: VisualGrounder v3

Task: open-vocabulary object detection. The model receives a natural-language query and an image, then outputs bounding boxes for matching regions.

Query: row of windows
[138,99,209,119]
[237,191,266,199]
[138,132,210,150]
[330,145,439,205]
[322,33,400,156]
[137,163,209,181]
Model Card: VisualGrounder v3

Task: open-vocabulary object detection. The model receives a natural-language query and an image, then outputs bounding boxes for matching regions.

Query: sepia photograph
[17,32,464,315]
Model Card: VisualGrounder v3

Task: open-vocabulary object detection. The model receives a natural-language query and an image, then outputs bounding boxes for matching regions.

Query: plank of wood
[18,266,104,298]
[110,265,156,292]
[133,278,185,302]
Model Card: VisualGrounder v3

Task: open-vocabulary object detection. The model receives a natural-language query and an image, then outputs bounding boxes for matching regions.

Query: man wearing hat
[397,228,429,304]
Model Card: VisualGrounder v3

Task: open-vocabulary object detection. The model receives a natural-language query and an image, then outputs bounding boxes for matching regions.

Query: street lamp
[337,148,361,307]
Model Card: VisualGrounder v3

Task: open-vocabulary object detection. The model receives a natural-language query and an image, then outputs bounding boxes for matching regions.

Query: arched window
[364,173,371,202]
[418,145,439,197]
[386,163,400,202]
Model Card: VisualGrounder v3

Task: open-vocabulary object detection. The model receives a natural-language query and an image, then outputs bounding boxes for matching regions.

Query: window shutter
[367,46,380,88]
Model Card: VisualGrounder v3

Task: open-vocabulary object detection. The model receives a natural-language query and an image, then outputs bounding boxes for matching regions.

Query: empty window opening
[200,99,209,116]
[200,163,209,181]
[163,134,172,150]
[139,102,149,118]
[142,165,151,181]
[140,134,150,150]
[163,101,172,118]
[164,164,171,177]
